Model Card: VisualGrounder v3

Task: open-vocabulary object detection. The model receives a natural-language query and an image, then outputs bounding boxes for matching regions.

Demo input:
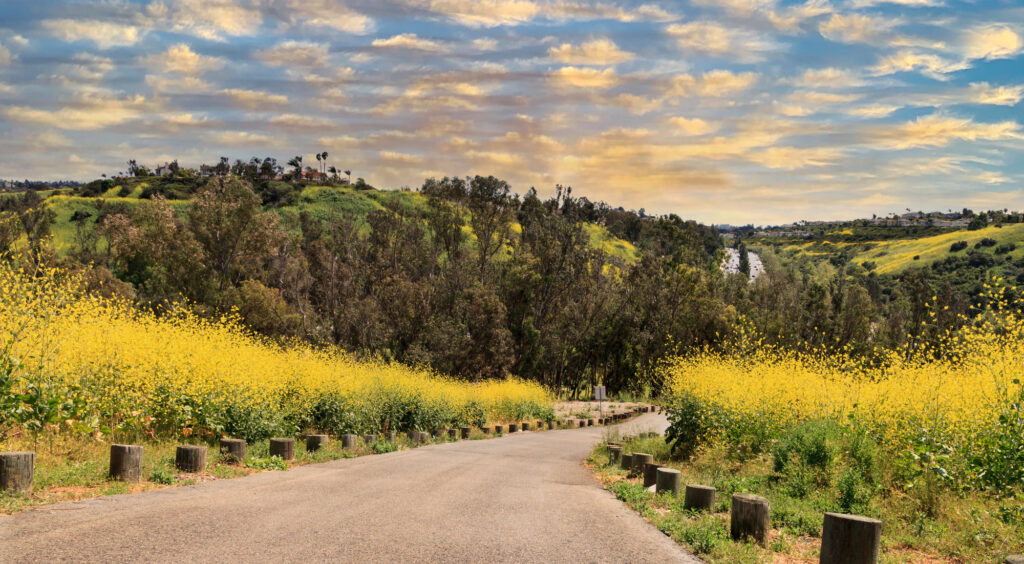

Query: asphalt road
[0,412,698,563]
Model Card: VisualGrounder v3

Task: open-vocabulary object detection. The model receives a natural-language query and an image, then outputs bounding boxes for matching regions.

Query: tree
[287,156,303,178]
[467,175,514,280]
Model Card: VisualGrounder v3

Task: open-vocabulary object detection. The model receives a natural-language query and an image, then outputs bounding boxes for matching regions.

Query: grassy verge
[1,427,496,514]
[588,433,1024,563]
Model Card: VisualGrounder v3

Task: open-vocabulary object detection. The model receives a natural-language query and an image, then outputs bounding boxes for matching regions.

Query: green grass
[588,435,1024,562]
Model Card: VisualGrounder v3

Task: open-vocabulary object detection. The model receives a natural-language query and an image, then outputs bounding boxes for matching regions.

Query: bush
[950,241,968,252]
[996,243,1016,255]
[665,392,718,459]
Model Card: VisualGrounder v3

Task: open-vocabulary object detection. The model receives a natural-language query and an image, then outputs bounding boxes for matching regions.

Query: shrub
[950,241,968,252]
[996,243,1016,255]
[976,237,997,248]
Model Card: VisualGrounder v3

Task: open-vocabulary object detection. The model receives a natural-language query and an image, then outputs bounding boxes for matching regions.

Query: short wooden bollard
[656,467,681,496]
[461,426,471,439]
[578,420,586,428]
[341,434,357,449]
[820,512,881,564]
[269,438,295,460]
[447,428,457,439]
[608,445,622,463]
[1006,556,1024,564]
[387,431,397,442]
[431,429,443,439]
[175,445,207,473]
[536,420,544,430]
[408,430,420,443]
[508,423,518,433]
[481,426,491,434]
[643,463,662,488]
[522,422,530,431]
[220,438,246,464]
[364,434,377,444]
[565,418,574,428]
[620,453,633,471]
[495,424,504,434]
[631,453,653,476]
[587,418,594,426]
[306,434,328,452]
[109,444,143,482]
[0,452,34,493]
[684,485,716,511]
[419,431,430,443]
[547,421,554,430]
[731,494,770,546]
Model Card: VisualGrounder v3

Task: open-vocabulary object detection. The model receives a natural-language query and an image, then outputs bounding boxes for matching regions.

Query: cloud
[256,41,330,68]
[141,44,224,75]
[424,0,540,27]
[964,24,1023,60]
[219,88,289,109]
[5,92,153,130]
[281,0,374,34]
[869,113,1022,149]
[472,38,499,51]
[372,34,448,52]
[549,38,634,65]
[667,70,758,98]
[848,104,902,118]
[789,67,865,89]
[967,83,1024,106]
[748,146,842,169]
[52,53,114,84]
[851,0,941,6]
[379,151,427,165]
[550,66,619,89]
[0,45,10,66]
[146,75,213,93]
[42,19,143,48]
[203,131,274,146]
[267,113,333,129]
[666,21,780,61]
[668,117,720,135]
[818,13,894,44]
[872,50,969,79]
[418,0,675,28]
[148,0,263,41]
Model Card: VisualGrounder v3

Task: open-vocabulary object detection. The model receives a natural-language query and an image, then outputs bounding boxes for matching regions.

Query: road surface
[1,413,698,563]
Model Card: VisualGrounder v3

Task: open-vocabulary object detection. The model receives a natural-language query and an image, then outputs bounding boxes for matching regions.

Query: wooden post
[407,430,419,443]
[363,434,377,444]
[656,468,681,496]
[731,494,770,546]
[0,452,34,493]
[419,431,430,443]
[306,434,328,452]
[608,445,622,463]
[578,420,586,428]
[547,421,554,430]
[269,438,295,460]
[431,429,443,439]
[820,512,882,564]
[341,434,357,449]
[175,445,207,473]
[447,428,456,439]
[508,423,518,433]
[684,485,716,511]
[1006,557,1024,564]
[536,420,544,430]
[386,431,397,442]
[620,453,634,471]
[219,438,246,464]
[631,453,653,477]
[587,418,594,426]
[522,422,530,431]
[481,426,491,434]
[565,418,574,428]
[495,425,504,434]
[109,444,143,482]
[643,463,662,488]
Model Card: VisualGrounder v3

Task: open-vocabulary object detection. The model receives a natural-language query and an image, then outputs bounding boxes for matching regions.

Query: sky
[0,0,1022,225]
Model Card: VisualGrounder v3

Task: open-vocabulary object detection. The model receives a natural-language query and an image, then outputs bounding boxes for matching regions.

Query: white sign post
[594,385,606,420]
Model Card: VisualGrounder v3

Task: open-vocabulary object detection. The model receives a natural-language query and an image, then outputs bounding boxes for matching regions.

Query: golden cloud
[668,117,720,136]
[219,88,289,109]
[5,92,153,130]
[666,21,779,61]
[372,34,448,52]
[141,44,224,75]
[256,41,330,68]
[667,70,758,98]
[964,24,1023,60]
[549,38,634,65]
[869,113,1022,149]
[42,19,142,48]
[550,66,620,89]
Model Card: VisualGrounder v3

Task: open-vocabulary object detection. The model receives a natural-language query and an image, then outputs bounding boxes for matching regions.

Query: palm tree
[287,156,302,178]
[315,153,322,178]
[344,169,351,184]
[328,166,338,182]
[321,151,328,177]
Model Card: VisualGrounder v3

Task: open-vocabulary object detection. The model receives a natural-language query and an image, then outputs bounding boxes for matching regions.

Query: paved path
[1,413,698,563]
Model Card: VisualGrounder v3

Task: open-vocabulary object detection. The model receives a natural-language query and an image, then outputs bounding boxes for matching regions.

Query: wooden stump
[1006,557,1024,564]
[0,452,34,493]
[643,463,663,488]
[656,468,681,496]
[820,512,882,564]
[408,430,420,443]
[522,422,530,432]
[447,428,456,439]
[587,419,594,426]
[565,418,574,428]
[419,431,430,443]
[219,438,246,464]
[508,423,518,433]
[495,425,504,434]
[608,445,622,463]
[684,485,716,512]
[269,438,295,460]
[547,421,554,430]
[109,444,143,482]
[731,494,770,546]
[536,421,544,430]
[175,445,207,473]
[631,453,653,477]
[578,420,586,428]
[481,426,491,435]
[431,429,443,439]
[306,434,328,452]
[386,431,397,442]
[620,453,634,471]
[341,434,357,449]
[461,426,471,439]
[363,434,378,444]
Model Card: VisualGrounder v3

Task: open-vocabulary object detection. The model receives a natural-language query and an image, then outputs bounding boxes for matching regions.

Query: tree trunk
[656,468,681,496]
[631,453,653,477]
[306,435,328,452]
[109,444,143,482]
[341,434,357,449]
[820,512,881,564]
[684,485,716,512]
[731,494,770,546]
[269,438,294,460]
[643,463,662,488]
[0,451,34,493]
[219,438,246,464]
[175,446,207,473]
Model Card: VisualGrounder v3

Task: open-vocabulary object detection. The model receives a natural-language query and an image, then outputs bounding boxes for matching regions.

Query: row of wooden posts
[0,405,654,493]
[607,442,1024,564]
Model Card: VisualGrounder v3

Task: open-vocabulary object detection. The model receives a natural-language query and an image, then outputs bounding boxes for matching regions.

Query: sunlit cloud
[964,24,1023,60]
[5,92,154,130]
[666,21,780,61]
[42,19,143,48]
[219,88,289,109]
[967,82,1024,106]
[372,34,449,52]
[868,113,1022,149]
[141,44,225,75]
[666,70,758,98]
[550,66,620,88]
[668,117,720,135]
[256,41,330,68]
[549,38,634,65]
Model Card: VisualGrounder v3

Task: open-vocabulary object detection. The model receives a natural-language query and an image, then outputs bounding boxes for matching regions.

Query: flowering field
[0,263,553,443]
[663,293,1024,491]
